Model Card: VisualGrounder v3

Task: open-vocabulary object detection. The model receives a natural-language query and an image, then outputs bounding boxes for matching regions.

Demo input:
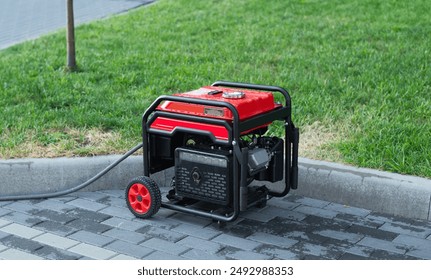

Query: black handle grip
[211,81,291,108]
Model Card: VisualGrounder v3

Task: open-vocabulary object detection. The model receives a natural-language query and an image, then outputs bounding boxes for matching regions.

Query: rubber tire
[125,176,161,219]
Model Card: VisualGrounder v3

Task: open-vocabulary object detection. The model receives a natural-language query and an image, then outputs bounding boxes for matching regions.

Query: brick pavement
[0,0,154,50]
[1,189,430,260]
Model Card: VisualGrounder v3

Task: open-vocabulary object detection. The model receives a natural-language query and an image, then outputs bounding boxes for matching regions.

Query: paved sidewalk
[0,0,154,50]
[1,189,431,260]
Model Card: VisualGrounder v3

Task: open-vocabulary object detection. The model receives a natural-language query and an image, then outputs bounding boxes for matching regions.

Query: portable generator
[125,81,299,222]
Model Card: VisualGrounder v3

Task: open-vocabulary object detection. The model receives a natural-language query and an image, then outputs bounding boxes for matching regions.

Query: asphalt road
[0,0,153,50]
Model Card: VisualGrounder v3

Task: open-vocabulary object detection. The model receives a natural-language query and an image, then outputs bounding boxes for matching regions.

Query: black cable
[0,143,143,201]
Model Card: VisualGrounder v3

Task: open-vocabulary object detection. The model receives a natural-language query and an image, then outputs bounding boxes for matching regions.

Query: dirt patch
[1,128,133,158]
[299,121,342,161]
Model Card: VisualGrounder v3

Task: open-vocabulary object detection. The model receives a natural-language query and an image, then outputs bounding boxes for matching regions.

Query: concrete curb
[1,156,430,221]
[295,158,431,221]
[0,156,143,196]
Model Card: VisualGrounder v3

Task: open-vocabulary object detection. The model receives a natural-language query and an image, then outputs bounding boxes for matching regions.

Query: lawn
[0,0,430,178]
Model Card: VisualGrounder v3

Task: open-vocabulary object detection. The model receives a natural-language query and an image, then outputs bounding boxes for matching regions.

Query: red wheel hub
[128,183,152,214]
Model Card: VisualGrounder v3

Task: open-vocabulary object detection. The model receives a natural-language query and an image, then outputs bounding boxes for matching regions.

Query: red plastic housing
[150,86,280,141]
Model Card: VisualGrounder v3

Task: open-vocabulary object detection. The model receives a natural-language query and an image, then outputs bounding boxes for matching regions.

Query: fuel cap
[222,91,245,99]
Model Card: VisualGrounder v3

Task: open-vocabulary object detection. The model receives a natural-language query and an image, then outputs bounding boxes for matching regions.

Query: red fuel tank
[157,86,280,120]
[150,86,281,141]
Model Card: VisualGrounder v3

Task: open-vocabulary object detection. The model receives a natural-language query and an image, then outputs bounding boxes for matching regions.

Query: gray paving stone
[302,215,351,231]
[366,213,431,228]
[334,213,385,229]
[358,237,408,255]
[35,246,82,260]
[98,189,124,198]
[141,238,189,256]
[294,205,339,219]
[344,244,375,258]
[324,203,372,217]
[0,208,12,217]
[110,254,137,260]
[259,206,307,221]
[0,201,13,207]
[1,223,43,239]
[35,200,77,213]
[346,224,398,241]
[102,217,146,232]
[0,244,7,252]
[67,198,108,212]
[145,250,186,260]
[289,196,331,208]
[208,222,255,239]
[167,213,213,228]
[102,228,149,244]
[33,221,77,237]
[50,196,77,203]
[247,232,298,248]
[226,218,276,239]
[33,233,79,250]
[66,208,111,223]
[240,211,276,223]
[152,207,176,219]
[17,199,46,206]
[177,236,223,254]
[171,224,221,240]
[68,230,115,247]
[181,249,225,260]
[379,222,431,239]
[66,219,112,234]
[76,192,109,202]
[370,249,419,260]
[392,234,431,250]
[338,253,369,260]
[0,248,44,260]
[33,209,76,225]
[314,229,363,243]
[132,216,180,230]
[105,240,153,259]
[406,248,431,259]
[0,218,11,228]
[256,244,298,259]
[0,235,43,253]
[137,226,187,242]
[0,230,11,240]
[4,202,41,214]
[289,241,343,259]
[1,211,45,227]
[97,196,125,207]
[99,206,135,220]
[68,243,117,260]
[212,234,260,251]
[266,198,300,210]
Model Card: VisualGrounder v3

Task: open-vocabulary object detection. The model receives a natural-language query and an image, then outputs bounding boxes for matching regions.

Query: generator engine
[125,81,299,222]
[173,135,284,206]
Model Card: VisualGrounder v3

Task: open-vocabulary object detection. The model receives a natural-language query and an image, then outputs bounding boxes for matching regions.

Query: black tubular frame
[141,81,299,222]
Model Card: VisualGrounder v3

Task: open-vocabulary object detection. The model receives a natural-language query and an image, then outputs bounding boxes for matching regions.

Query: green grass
[0,0,430,177]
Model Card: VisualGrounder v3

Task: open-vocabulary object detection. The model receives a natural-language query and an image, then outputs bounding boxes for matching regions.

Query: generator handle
[211,81,291,109]
[142,94,242,171]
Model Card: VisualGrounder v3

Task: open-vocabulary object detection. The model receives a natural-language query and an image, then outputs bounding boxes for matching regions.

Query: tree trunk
[66,0,77,71]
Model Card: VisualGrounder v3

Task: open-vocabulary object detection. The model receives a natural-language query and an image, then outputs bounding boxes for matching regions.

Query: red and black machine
[125,81,299,222]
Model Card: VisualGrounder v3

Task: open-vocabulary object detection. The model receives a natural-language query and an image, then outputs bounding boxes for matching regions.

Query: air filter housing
[174,147,232,205]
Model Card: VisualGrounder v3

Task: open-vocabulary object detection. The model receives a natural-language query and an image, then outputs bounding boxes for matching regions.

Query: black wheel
[125,176,161,219]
